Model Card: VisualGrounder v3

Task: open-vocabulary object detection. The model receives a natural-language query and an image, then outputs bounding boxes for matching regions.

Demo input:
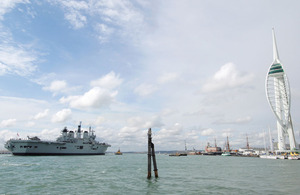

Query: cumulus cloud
[33,109,49,120]
[134,83,157,96]
[0,118,17,127]
[43,80,67,93]
[51,108,72,123]
[90,71,122,89]
[42,80,73,96]
[60,87,118,109]
[58,72,123,110]
[202,63,254,93]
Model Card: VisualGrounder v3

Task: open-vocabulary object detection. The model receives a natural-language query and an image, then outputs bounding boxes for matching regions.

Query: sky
[0,0,300,152]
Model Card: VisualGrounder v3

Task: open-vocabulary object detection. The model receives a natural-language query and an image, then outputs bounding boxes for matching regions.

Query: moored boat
[221,152,231,156]
[259,155,278,159]
[169,152,187,156]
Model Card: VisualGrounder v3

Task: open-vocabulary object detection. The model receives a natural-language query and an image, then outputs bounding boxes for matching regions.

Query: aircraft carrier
[4,122,111,155]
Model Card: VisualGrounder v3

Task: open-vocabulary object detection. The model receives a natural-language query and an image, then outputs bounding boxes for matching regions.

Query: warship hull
[4,123,111,156]
[5,139,109,155]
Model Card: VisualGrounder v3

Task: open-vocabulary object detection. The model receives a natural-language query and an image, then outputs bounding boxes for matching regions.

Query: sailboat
[221,136,231,156]
[259,129,277,159]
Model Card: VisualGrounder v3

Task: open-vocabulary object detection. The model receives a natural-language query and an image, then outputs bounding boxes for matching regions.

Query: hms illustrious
[4,122,111,155]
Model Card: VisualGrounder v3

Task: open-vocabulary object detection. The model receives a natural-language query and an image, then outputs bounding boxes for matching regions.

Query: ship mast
[246,134,250,150]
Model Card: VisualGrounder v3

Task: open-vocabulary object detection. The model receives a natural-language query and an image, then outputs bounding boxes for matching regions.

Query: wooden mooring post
[147,128,158,179]
[147,128,152,179]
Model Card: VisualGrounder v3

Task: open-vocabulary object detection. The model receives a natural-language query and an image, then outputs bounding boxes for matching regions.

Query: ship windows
[60,147,67,149]
[19,145,39,149]
[23,146,32,148]
[76,146,83,149]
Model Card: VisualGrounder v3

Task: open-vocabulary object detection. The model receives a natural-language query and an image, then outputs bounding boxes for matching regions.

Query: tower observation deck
[265,29,297,151]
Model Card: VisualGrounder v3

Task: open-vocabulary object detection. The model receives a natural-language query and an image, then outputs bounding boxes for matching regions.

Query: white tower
[265,29,297,151]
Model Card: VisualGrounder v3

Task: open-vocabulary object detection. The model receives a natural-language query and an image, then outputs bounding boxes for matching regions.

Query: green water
[1,154,300,194]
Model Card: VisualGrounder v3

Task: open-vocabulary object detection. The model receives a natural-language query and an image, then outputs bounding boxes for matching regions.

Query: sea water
[1,154,300,195]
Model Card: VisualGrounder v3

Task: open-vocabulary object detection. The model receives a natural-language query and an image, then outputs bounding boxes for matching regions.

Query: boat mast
[246,134,250,150]
[226,136,230,152]
[268,127,274,153]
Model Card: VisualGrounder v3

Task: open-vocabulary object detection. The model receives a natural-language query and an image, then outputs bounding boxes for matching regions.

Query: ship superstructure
[265,29,297,151]
[4,122,111,155]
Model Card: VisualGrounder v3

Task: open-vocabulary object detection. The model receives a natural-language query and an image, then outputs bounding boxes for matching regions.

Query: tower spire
[272,28,280,63]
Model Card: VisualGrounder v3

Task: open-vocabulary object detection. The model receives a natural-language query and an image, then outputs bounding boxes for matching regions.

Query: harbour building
[265,29,298,151]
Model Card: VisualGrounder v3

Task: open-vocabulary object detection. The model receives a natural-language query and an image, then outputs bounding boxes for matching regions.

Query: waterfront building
[265,29,298,151]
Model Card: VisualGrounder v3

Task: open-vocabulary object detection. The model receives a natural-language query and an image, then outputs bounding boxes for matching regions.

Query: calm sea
[1,154,300,195]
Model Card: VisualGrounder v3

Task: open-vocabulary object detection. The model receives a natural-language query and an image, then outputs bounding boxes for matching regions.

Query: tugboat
[115,148,123,155]
[4,122,111,155]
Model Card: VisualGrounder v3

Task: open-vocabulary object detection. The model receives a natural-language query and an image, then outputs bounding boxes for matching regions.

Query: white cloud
[94,23,114,43]
[0,118,16,127]
[0,129,19,149]
[60,87,118,109]
[127,115,164,129]
[33,109,49,120]
[94,116,106,125]
[201,128,215,136]
[43,80,67,94]
[157,72,179,84]
[0,44,38,76]
[58,0,88,29]
[202,63,254,93]
[90,71,122,89]
[51,108,72,123]
[0,0,29,20]
[134,83,157,96]
[52,0,145,42]
[26,121,35,127]
[213,116,252,125]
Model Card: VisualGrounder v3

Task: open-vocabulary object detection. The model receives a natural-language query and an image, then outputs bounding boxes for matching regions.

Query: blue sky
[1,0,300,152]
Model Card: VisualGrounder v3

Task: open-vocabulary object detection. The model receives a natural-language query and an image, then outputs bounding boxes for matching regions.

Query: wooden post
[151,142,158,178]
[147,128,152,179]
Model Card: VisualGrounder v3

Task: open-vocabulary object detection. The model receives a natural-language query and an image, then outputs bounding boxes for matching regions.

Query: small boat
[115,148,122,155]
[259,155,278,159]
[276,155,287,159]
[169,152,187,156]
[288,156,299,160]
[221,152,231,156]
[288,152,299,160]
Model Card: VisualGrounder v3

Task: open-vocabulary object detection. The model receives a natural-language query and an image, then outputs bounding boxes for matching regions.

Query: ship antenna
[78,121,82,133]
